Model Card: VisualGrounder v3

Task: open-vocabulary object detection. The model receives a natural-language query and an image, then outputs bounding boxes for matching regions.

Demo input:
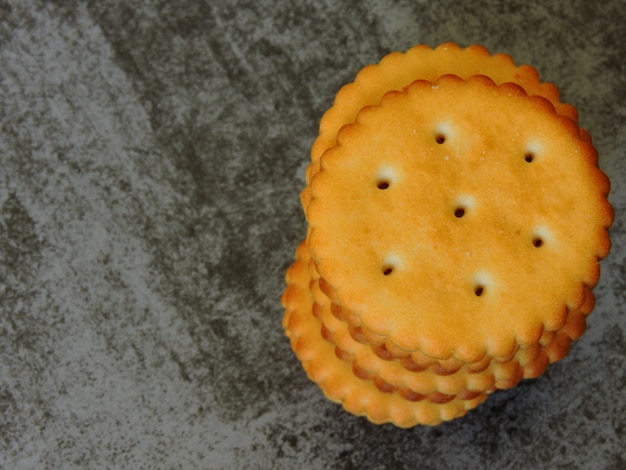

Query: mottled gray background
[1,0,624,469]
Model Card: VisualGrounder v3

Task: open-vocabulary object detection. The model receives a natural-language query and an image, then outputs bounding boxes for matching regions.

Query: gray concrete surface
[1,1,624,468]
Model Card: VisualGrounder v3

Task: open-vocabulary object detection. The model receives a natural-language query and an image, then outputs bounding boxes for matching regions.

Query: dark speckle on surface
[1,0,625,468]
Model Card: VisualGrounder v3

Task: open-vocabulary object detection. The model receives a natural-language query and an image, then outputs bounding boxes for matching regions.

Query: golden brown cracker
[306,75,611,363]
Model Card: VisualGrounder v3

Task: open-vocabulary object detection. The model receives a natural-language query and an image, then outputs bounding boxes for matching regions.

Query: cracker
[306,74,612,362]
[301,43,582,209]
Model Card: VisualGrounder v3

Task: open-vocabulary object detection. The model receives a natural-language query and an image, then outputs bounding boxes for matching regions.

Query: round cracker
[306,75,612,361]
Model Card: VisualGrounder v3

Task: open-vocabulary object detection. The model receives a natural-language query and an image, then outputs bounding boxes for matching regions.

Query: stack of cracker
[282,43,613,427]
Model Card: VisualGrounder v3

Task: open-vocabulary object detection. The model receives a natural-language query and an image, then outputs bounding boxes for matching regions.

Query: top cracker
[306,74,612,362]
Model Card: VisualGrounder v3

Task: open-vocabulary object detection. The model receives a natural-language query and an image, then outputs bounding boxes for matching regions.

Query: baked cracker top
[306,74,612,363]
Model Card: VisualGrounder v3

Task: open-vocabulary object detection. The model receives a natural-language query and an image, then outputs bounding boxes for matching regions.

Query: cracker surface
[307,75,611,361]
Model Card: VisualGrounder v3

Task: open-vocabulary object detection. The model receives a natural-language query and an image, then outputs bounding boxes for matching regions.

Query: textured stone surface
[0,0,624,468]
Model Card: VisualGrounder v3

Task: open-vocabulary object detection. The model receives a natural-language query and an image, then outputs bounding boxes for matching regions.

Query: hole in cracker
[531,226,551,248]
[524,141,542,163]
[376,166,395,191]
[453,195,473,219]
[473,272,490,298]
[434,123,452,145]
[381,255,400,277]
